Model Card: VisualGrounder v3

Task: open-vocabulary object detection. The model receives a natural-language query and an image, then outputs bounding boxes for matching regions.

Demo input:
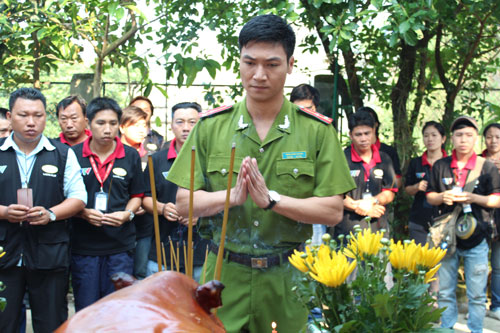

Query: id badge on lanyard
[89,156,114,212]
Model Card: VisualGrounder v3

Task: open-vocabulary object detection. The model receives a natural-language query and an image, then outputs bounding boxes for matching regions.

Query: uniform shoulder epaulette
[200,105,233,118]
[297,106,333,124]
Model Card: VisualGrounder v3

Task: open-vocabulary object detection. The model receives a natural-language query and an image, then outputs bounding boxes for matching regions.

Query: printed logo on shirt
[350,170,360,177]
[113,167,127,177]
[146,143,158,151]
[282,151,307,159]
[373,169,384,179]
[162,171,169,180]
[0,165,6,174]
[416,172,426,179]
[81,167,92,176]
[442,177,453,185]
[42,164,58,177]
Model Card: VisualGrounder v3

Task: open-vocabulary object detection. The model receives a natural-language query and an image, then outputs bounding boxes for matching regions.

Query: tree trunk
[342,47,363,110]
[31,31,41,90]
[93,56,104,98]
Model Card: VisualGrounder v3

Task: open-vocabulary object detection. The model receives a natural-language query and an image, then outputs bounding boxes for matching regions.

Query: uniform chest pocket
[207,156,242,191]
[276,159,315,198]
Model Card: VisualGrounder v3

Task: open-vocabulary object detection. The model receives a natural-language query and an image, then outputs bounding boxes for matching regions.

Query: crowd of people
[0,13,499,333]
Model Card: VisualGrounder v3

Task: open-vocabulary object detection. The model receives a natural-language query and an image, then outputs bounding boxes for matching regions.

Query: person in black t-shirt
[359,106,402,188]
[405,121,447,244]
[70,97,145,312]
[482,123,500,321]
[142,102,209,281]
[333,111,397,238]
[129,96,163,151]
[426,116,500,332]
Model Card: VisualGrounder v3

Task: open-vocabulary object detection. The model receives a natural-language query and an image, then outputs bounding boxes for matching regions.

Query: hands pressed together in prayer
[230,157,271,209]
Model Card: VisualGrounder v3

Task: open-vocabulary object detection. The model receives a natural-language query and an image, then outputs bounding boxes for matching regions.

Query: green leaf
[399,20,411,34]
[154,116,162,128]
[143,81,153,97]
[403,29,418,46]
[372,293,392,318]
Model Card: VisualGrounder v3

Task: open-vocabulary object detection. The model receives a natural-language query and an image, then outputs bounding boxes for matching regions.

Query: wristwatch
[48,209,56,222]
[265,190,281,210]
[126,209,135,221]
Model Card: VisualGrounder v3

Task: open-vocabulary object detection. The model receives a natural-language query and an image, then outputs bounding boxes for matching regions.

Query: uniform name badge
[95,191,108,212]
[17,188,33,208]
[362,192,373,200]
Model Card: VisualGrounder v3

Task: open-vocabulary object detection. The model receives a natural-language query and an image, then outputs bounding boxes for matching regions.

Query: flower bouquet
[289,226,450,332]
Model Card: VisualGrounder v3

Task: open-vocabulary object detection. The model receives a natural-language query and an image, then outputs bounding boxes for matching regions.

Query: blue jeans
[491,240,500,310]
[71,252,133,312]
[134,236,152,279]
[438,239,489,333]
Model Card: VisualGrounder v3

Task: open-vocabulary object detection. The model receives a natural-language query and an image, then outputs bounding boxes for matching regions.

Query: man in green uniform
[167,14,355,333]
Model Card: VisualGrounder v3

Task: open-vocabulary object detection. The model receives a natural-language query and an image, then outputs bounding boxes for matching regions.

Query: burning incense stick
[147,154,163,272]
[187,146,195,277]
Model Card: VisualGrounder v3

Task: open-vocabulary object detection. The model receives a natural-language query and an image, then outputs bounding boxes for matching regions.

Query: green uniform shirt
[167,97,355,255]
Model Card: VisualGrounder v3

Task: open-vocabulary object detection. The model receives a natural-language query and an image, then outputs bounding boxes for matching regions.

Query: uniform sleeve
[483,162,500,195]
[167,121,207,190]
[405,158,418,186]
[128,150,146,197]
[63,148,88,204]
[143,160,152,197]
[313,125,356,197]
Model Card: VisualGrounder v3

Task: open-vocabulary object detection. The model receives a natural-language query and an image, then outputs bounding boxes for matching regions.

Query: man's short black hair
[290,84,320,108]
[348,110,376,132]
[171,102,202,119]
[9,87,46,111]
[483,123,500,138]
[0,107,8,119]
[238,14,295,61]
[56,95,87,117]
[357,106,379,136]
[86,97,122,122]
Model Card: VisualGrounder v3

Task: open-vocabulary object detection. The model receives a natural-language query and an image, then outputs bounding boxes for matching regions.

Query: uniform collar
[82,135,125,161]
[450,149,476,170]
[0,132,54,155]
[422,148,448,167]
[59,129,92,146]
[374,137,381,149]
[234,97,292,134]
[350,143,381,164]
[167,138,178,159]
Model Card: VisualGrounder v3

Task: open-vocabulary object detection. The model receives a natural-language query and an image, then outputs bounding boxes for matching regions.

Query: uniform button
[254,220,259,227]
[221,168,227,175]
[293,168,299,174]
[259,148,264,153]
[253,244,258,249]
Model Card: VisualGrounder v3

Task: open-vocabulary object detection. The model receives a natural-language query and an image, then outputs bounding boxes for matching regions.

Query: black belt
[209,243,296,269]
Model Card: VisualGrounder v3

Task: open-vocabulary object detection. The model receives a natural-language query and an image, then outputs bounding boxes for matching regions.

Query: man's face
[7,98,46,144]
[171,108,200,147]
[485,126,500,155]
[58,102,88,141]
[89,110,119,146]
[452,126,477,155]
[240,41,294,103]
[350,125,374,154]
[293,99,316,112]
[131,100,153,122]
[0,118,11,138]
[120,119,148,146]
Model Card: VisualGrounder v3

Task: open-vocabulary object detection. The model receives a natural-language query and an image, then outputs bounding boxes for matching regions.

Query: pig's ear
[195,280,225,314]
[111,272,138,290]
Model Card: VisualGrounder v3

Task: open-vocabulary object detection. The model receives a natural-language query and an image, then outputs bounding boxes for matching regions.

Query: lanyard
[16,155,37,188]
[89,156,114,192]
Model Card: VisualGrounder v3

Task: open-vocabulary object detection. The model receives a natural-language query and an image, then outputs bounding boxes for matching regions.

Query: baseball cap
[450,116,479,132]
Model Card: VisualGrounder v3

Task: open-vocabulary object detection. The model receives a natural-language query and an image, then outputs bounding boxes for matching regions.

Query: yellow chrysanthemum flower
[289,249,309,273]
[345,228,384,260]
[424,264,441,283]
[389,240,421,272]
[309,248,356,288]
[418,243,447,268]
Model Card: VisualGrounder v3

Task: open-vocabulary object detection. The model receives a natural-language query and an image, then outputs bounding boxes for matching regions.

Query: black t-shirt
[427,154,500,249]
[378,140,402,177]
[405,154,437,228]
[144,142,209,267]
[334,145,397,236]
[70,141,146,255]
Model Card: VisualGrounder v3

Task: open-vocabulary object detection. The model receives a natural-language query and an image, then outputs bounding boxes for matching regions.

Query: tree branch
[102,10,138,58]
